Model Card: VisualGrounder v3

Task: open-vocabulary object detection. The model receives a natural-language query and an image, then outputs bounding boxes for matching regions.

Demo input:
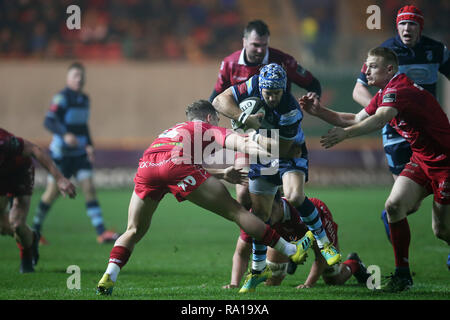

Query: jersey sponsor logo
[426,50,433,61]
[177,175,197,191]
[382,93,397,103]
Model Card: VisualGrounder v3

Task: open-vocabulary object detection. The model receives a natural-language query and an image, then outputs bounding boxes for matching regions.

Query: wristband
[238,112,249,124]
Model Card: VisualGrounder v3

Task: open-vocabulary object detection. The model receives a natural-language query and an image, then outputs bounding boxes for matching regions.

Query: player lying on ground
[96,100,314,295]
[299,47,450,292]
[213,63,341,293]
[223,194,370,290]
[0,128,76,273]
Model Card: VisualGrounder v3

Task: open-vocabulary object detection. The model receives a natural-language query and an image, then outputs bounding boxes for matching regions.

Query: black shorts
[53,154,92,179]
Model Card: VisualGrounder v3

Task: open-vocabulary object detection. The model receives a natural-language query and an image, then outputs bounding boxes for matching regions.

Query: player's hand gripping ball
[231,97,266,131]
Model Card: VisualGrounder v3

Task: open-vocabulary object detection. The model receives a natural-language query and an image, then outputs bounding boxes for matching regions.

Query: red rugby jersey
[0,128,30,176]
[146,121,232,163]
[365,73,450,165]
[214,47,316,94]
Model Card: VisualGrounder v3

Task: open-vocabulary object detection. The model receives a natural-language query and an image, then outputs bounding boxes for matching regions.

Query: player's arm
[299,93,369,127]
[321,106,397,149]
[223,237,252,289]
[44,96,79,147]
[353,81,373,108]
[297,244,328,288]
[439,45,450,80]
[205,167,248,185]
[224,132,271,158]
[212,87,263,130]
[22,139,76,198]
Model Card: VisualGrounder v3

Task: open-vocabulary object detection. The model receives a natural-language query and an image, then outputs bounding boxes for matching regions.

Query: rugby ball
[231,97,266,131]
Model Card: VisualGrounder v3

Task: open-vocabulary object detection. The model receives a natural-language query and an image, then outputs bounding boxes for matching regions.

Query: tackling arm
[22,140,76,198]
[321,107,398,148]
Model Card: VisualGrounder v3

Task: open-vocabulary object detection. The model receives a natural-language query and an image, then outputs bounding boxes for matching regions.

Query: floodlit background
[1,0,449,187]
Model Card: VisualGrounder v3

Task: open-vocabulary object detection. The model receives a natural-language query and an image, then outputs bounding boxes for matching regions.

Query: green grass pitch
[0,187,448,301]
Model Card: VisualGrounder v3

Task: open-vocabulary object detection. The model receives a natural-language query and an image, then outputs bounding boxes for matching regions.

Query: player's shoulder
[268,47,295,61]
[222,49,242,63]
[419,35,445,48]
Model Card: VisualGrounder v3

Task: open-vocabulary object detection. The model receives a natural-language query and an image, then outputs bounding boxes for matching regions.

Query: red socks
[261,224,281,247]
[342,259,360,274]
[389,218,410,268]
[109,245,131,269]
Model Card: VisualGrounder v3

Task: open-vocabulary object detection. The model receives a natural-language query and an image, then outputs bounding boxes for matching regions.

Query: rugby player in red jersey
[210,19,322,211]
[96,100,315,295]
[0,128,76,273]
[299,47,450,292]
[223,194,370,290]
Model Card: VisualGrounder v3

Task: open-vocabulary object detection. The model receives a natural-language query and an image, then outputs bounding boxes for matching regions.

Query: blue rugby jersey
[357,35,450,144]
[44,87,92,159]
[231,74,304,145]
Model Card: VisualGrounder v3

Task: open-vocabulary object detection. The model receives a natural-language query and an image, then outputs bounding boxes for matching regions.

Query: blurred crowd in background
[0,0,448,63]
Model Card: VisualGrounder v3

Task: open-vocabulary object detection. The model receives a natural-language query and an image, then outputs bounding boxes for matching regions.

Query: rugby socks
[32,201,51,233]
[389,218,410,270]
[105,245,131,282]
[86,200,106,235]
[251,241,267,273]
[342,259,360,274]
[251,222,273,273]
[295,197,329,248]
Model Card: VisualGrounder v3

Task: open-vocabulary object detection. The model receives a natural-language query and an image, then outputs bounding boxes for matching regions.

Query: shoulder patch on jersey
[382,92,397,103]
[52,93,66,107]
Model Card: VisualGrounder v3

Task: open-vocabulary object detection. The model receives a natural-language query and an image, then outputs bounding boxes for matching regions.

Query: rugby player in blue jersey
[213,63,341,292]
[32,62,120,244]
[352,5,450,269]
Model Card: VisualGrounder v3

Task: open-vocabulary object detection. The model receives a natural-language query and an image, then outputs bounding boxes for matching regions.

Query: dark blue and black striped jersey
[231,74,304,144]
[44,87,92,159]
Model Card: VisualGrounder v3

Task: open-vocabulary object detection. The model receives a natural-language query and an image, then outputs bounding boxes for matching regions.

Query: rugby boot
[321,243,341,266]
[380,271,413,292]
[289,231,315,264]
[346,252,370,284]
[239,267,272,293]
[96,273,114,295]
[18,243,34,274]
[97,230,120,244]
[286,260,297,275]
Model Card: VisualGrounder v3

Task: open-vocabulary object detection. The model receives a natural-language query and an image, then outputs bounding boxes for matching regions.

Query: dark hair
[185,100,218,121]
[68,61,85,72]
[368,47,399,71]
[244,20,270,38]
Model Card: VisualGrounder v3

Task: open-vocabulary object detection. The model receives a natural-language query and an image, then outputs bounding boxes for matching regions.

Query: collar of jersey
[238,48,269,66]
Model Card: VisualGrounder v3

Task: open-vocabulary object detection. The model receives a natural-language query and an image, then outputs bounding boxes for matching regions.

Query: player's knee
[432,224,450,243]
[284,192,305,207]
[385,199,405,221]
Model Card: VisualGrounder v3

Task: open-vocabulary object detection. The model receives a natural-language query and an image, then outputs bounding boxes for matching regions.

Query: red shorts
[133,151,211,202]
[400,154,450,205]
[0,164,34,197]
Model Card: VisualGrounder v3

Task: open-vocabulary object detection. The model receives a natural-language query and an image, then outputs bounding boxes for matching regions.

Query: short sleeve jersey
[365,73,450,165]
[214,47,317,95]
[146,121,232,163]
[231,74,304,142]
